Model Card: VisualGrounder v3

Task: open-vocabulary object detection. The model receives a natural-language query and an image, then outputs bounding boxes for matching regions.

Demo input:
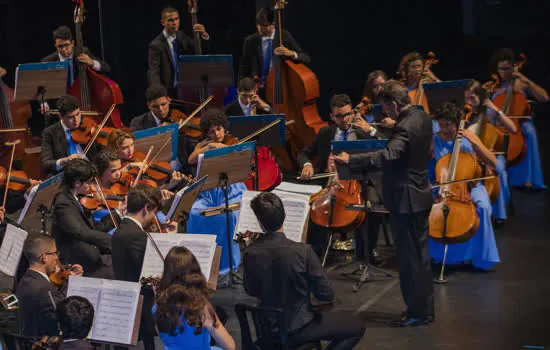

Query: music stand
[228,114,286,190]
[196,141,255,286]
[14,62,69,102]
[422,79,471,114]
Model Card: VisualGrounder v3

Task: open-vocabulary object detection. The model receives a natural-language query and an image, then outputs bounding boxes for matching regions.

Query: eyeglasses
[40,251,59,258]
[333,111,353,119]
[55,43,72,50]
[497,66,513,71]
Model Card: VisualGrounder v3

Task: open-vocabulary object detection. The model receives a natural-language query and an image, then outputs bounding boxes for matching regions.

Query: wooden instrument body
[408,88,430,114]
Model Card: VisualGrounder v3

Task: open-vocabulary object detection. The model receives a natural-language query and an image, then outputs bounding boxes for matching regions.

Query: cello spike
[434,243,449,284]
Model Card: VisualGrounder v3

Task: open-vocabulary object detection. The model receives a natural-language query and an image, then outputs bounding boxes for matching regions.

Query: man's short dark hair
[433,101,462,126]
[23,234,55,264]
[63,158,97,189]
[237,78,256,93]
[95,150,120,177]
[256,8,274,26]
[379,80,411,108]
[126,184,163,214]
[200,108,227,134]
[330,94,352,112]
[52,25,73,42]
[250,192,285,233]
[161,6,179,18]
[57,296,94,340]
[146,84,168,103]
[57,95,80,117]
[490,48,516,72]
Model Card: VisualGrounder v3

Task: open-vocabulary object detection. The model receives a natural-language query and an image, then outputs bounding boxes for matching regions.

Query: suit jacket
[16,269,65,337]
[238,30,311,80]
[348,106,434,214]
[51,189,114,274]
[112,218,147,282]
[40,122,99,179]
[41,47,110,74]
[244,232,334,332]
[60,340,94,350]
[147,31,210,89]
[223,99,272,117]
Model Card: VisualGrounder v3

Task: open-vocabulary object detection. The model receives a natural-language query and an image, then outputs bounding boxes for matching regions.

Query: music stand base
[341,264,395,292]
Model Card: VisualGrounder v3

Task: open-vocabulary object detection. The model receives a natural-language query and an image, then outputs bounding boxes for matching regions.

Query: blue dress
[152,305,213,350]
[492,88,546,189]
[187,183,245,275]
[429,134,500,270]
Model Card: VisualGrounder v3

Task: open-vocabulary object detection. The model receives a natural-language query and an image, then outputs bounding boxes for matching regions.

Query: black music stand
[228,114,286,190]
[422,79,471,114]
[196,142,255,287]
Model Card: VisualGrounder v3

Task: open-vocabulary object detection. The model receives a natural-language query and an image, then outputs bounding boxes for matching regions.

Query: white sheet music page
[274,181,322,196]
[0,224,28,277]
[66,276,103,339]
[165,185,188,219]
[234,190,263,239]
[179,234,217,280]
[140,233,183,279]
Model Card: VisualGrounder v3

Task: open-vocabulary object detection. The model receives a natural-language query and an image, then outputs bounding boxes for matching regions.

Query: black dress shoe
[369,249,383,266]
[389,316,433,328]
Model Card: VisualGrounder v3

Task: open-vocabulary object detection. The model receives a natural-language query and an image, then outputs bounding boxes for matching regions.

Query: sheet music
[166,185,189,219]
[17,185,38,225]
[274,181,322,196]
[235,191,264,236]
[0,224,28,277]
[179,235,217,280]
[66,276,104,339]
[140,233,183,279]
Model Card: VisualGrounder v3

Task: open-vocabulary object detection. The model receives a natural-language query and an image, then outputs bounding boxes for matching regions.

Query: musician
[399,52,440,115]
[332,81,434,327]
[112,184,177,350]
[224,77,272,116]
[244,192,365,348]
[51,158,117,279]
[187,109,245,284]
[147,6,210,96]
[238,8,311,83]
[57,296,95,350]
[298,94,384,266]
[488,48,548,189]
[428,102,500,269]
[40,95,99,179]
[361,69,396,137]
[17,234,83,337]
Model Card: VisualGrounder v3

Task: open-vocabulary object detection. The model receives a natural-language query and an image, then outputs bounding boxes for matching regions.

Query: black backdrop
[1,0,549,126]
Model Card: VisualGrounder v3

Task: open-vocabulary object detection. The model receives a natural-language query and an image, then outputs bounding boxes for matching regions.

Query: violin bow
[145,231,165,261]
[82,104,116,156]
[93,177,118,229]
[131,146,154,187]
[238,118,281,144]
[2,139,20,208]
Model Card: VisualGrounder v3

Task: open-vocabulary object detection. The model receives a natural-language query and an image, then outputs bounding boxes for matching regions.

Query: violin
[48,259,78,288]
[79,186,125,210]
[70,116,118,146]
[166,107,202,139]
[122,150,173,185]
[32,336,62,350]
[108,172,134,195]
[0,166,33,192]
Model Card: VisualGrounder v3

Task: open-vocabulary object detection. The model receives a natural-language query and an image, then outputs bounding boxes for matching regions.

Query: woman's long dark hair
[158,246,208,293]
[466,79,490,117]
[363,70,388,101]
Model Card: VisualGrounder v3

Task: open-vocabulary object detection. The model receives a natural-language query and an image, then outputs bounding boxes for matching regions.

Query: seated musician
[57,296,95,350]
[187,109,246,284]
[147,6,210,96]
[429,102,500,270]
[16,234,83,337]
[154,247,235,350]
[361,69,396,136]
[244,192,365,348]
[238,8,311,84]
[40,95,99,179]
[51,158,117,279]
[399,52,440,116]
[224,77,272,116]
[465,79,517,224]
[298,93,384,266]
[488,48,548,189]
[112,184,177,350]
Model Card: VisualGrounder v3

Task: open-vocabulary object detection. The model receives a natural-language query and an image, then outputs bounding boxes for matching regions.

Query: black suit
[244,232,364,349]
[238,30,311,81]
[111,218,155,350]
[51,189,115,278]
[223,99,272,117]
[41,47,111,73]
[348,105,434,320]
[147,31,210,91]
[16,269,65,337]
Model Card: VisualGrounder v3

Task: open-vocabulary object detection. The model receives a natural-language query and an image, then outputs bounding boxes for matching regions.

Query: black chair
[0,332,38,350]
[234,303,322,350]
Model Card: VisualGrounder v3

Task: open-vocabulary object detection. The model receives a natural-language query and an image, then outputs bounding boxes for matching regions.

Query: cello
[69,0,125,128]
[265,0,327,171]
[408,52,438,114]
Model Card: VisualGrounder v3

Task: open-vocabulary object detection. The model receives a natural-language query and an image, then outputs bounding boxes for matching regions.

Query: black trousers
[288,310,365,350]
[390,210,434,319]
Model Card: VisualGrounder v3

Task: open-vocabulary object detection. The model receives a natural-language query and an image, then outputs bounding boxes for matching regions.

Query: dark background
[1,0,549,126]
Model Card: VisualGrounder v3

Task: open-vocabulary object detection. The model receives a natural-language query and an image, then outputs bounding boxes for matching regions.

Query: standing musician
[244,192,365,348]
[238,8,310,84]
[40,95,99,179]
[332,81,434,327]
[429,102,500,270]
[298,94,384,266]
[16,235,83,337]
[399,52,440,116]
[51,158,118,279]
[147,6,210,96]
[112,184,177,350]
[224,77,272,116]
[488,48,548,189]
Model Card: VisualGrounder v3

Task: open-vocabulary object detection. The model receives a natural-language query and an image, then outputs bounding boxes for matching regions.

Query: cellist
[429,102,500,270]
[487,48,548,189]
[398,52,440,118]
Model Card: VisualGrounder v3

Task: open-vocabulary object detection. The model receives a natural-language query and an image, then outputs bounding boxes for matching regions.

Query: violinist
[147,6,210,96]
[488,48,548,189]
[40,95,99,179]
[361,70,397,135]
[51,158,117,279]
[332,81,434,327]
[428,102,500,270]
[238,8,311,84]
[224,77,272,116]
[16,235,83,337]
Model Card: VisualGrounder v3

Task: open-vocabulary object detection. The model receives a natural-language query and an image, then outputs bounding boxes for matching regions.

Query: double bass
[69,0,125,128]
[265,0,327,171]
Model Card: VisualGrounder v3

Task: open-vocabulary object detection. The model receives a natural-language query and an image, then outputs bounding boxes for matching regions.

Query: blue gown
[429,134,500,270]
[492,88,546,189]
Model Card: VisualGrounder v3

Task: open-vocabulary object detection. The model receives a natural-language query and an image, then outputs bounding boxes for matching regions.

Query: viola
[0,166,33,192]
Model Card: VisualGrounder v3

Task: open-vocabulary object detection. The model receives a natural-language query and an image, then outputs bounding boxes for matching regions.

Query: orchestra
[0,1,548,349]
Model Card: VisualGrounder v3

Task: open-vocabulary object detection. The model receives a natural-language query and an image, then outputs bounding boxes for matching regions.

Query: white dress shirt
[58,53,101,72]
[55,120,85,171]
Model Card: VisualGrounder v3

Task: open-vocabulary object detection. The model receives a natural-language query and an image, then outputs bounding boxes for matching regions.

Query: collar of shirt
[261,32,275,41]
[334,126,353,141]
[29,268,50,282]
[163,30,177,43]
[123,215,144,231]
[60,120,71,133]
[58,53,74,62]
[238,98,252,116]
[150,111,163,127]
